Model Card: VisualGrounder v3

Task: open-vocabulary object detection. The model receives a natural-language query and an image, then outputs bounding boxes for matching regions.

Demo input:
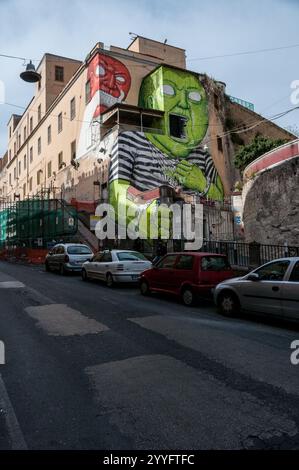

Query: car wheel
[59,264,66,276]
[82,269,89,282]
[181,287,194,306]
[140,280,151,296]
[45,261,51,272]
[106,273,114,288]
[218,291,240,316]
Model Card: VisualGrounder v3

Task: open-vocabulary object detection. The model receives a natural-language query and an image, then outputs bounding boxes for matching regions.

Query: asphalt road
[0,260,299,450]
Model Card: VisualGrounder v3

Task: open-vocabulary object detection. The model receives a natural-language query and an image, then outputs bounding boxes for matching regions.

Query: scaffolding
[0,190,78,248]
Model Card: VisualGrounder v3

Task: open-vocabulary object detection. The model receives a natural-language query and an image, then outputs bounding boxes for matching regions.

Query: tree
[234,135,287,172]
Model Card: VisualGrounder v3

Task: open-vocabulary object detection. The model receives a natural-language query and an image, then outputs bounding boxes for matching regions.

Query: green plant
[234,135,287,172]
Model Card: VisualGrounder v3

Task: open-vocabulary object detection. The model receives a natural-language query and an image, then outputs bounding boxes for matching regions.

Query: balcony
[100,103,165,139]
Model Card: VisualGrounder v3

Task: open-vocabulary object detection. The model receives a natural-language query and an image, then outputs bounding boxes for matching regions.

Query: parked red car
[140,252,235,306]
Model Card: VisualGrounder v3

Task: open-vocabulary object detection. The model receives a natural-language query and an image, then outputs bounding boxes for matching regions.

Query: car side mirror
[247,273,260,282]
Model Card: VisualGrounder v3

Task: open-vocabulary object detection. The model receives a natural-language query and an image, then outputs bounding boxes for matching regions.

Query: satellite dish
[20,60,41,83]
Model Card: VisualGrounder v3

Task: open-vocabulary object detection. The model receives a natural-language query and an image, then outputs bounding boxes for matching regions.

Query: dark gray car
[45,243,93,274]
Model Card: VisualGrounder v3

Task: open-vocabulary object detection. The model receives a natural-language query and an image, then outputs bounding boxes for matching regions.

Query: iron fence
[200,240,299,268]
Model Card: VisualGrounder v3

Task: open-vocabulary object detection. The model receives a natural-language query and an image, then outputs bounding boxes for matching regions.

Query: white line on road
[0,373,27,449]
[0,281,25,289]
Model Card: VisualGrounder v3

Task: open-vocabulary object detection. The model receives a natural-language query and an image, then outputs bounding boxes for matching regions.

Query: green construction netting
[0,199,78,247]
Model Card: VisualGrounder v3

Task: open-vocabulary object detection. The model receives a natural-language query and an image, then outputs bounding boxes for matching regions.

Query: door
[52,245,63,270]
[239,260,290,315]
[200,255,232,287]
[151,254,178,291]
[47,246,57,269]
[86,253,102,279]
[281,260,299,319]
[172,255,195,292]
[96,251,113,280]
[57,245,66,267]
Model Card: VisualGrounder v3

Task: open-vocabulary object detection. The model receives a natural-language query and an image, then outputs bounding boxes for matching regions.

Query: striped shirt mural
[109,131,219,196]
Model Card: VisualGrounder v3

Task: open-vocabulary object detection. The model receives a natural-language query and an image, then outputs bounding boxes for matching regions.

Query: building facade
[0,36,295,245]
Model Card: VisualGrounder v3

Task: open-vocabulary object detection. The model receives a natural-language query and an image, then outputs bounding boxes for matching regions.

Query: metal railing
[200,240,299,268]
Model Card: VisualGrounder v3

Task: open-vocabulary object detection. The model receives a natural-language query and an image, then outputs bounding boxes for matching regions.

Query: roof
[127,35,186,52]
[101,102,164,118]
[142,62,205,81]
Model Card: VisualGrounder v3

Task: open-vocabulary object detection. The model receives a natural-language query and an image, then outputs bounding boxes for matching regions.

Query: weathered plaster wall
[243,156,299,245]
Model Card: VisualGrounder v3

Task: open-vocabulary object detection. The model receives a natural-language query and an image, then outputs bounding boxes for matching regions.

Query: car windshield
[117,251,147,261]
[201,256,231,271]
[67,245,92,255]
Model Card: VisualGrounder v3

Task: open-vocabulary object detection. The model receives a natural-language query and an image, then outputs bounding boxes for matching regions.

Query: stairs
[77,219,99,253]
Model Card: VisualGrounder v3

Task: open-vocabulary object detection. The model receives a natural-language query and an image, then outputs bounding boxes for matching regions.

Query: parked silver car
[214,257,299,321]
[82,249,152,286]
[45,243,94,274]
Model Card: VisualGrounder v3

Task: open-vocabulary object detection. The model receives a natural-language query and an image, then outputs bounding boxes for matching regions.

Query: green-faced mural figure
[109,65,224,239]
[139,67,209,158]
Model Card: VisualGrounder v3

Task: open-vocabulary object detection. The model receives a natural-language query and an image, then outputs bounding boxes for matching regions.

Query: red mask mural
[88,53,131,117]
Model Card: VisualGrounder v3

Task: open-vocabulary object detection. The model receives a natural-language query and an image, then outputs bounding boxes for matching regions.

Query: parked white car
[82,250,152,286]
[214,257,299,321]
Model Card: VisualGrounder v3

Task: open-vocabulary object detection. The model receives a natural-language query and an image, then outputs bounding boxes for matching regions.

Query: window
[58,151,63,169]
[157,255,177,269]
[100,252,112,263]
[93,253,103,262]
[85,80,91,104]
[217,136,223,152]
[117,251,147,261]
[9,174,11,186]
[55,65,64,82]
[14,167,16,180]
[255,260,290,282]
[38,137,41,155]
[38,104,41,122]
[37,170,41,185]
[18,134,21,148]
[29,177,33,192]
[9,150,11,160]
[67,245,92,255]
[47,161,52,178]
[18,161,21,176]
[23,183,26,198]
[30,146,33,163]
[70,97,76,120]
[288,261,299,282]
[176,255,194,270]
[24,126,27,141]
[9,126,11,138]
[24,154,27,170]
[30,116,33,132]
[58,112,63,133]
[47,125,51,144]
[71,140,76,161]
[169,114,187,139]
[201,256,231,272]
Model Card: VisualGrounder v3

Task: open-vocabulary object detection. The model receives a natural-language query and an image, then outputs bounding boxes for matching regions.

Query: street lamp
[20,60,41,83]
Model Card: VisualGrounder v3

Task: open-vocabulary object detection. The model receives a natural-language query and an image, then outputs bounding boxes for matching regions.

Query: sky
[0,0,298,156]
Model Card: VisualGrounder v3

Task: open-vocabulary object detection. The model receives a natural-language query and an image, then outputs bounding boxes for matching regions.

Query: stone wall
[243,156,299,246]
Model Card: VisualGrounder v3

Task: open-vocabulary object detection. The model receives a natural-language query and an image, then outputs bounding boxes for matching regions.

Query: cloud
[0,0,298,155]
